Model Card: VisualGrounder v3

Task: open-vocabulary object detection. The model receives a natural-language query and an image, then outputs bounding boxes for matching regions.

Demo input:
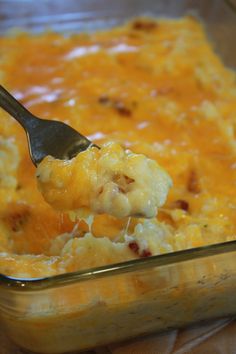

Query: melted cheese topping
[0,17,235,278]
[37,141,171,218]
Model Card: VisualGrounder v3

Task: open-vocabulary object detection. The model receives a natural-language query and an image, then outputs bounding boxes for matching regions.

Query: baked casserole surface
[0,17,236,278]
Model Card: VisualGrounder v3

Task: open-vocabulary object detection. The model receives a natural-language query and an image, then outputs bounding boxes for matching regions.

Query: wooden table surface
[2,318,236,354]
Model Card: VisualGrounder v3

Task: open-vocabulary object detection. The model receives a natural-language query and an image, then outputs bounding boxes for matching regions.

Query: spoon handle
[0,85,37,130]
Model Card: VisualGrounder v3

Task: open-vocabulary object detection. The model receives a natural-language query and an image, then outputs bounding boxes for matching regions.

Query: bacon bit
[113,174,135,193]
[98,96,133,117]
[98,95,110,105]
[128,241,139,254]
[140,249,152,258]
[114,101,132,117]
[4,205,30,232]
[172,199,189,212]
[129,242,152,258]
[132,20,158,31]
[124,175,135,184]
[187,170,201,194]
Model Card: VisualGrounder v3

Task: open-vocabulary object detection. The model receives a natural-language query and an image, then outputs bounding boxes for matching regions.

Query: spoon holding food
[0,84,172,219]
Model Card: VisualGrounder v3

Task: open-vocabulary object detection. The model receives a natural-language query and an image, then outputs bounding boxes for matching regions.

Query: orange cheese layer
[0,17,235,277]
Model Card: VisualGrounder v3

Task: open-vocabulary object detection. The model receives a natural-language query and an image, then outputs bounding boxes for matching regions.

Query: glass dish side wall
[0,251,236,353]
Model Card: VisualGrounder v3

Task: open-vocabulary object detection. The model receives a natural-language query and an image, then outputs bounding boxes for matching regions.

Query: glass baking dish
[0,0,236,353]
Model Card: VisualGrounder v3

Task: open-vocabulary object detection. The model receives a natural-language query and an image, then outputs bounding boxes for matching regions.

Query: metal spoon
[0,84,95,166]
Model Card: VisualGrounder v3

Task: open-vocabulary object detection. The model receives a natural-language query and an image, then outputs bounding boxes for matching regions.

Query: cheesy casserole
[0,17,236,278]
[37,141,171,218]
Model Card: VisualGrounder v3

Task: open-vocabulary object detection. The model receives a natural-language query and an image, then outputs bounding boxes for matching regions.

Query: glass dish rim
[0,0,235,292]
[0,0,235,32]
[1,240,236,291]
